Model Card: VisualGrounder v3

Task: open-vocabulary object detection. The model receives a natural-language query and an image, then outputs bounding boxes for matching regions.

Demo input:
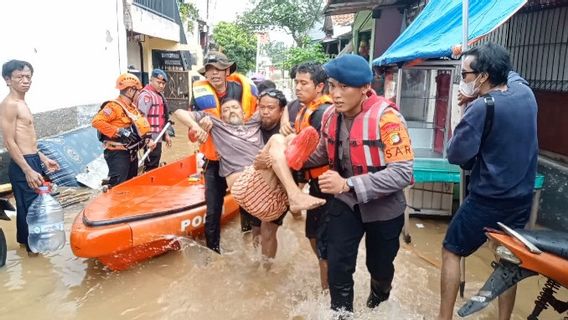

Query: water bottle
[26,184,65,253]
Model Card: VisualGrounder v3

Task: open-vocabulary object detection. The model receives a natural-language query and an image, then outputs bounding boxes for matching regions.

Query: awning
[324,0,401,15]
[373,0,527,67]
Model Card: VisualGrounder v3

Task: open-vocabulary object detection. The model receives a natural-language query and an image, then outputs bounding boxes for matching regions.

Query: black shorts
[306,206,325,239]
[242,209,287,227]
[443,193,532,257]
[305,179,332,239]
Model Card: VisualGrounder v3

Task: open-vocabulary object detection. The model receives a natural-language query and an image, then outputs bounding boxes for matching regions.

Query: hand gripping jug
[27,184,65,253]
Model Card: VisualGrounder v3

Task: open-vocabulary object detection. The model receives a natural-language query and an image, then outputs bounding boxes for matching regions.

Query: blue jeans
[203,160,227,253]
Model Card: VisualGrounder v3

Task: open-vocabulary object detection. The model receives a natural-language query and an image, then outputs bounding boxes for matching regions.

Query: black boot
[330,283,354,313]
[366,279,391,309]
[0,228,6,267]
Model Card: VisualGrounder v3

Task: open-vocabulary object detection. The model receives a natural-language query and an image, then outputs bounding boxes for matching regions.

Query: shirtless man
[174,100,325,225]
[0,60,59,255]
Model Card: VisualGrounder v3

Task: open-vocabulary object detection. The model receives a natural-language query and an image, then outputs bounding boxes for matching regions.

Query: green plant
[178,0,200,30]
[283,42,330,71]
[212,22,257,74]
[241,0,325,47]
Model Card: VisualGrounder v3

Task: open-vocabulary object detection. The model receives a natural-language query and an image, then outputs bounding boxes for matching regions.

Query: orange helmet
[116,73,142,90]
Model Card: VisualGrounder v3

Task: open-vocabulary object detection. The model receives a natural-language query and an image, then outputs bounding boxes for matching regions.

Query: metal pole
[459,0,469,299]
[255,34,261,73]
[138,121,173,167]
[462,0,469,52]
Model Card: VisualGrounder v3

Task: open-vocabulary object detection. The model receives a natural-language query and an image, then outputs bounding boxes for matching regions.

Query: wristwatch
[346,178,355,192]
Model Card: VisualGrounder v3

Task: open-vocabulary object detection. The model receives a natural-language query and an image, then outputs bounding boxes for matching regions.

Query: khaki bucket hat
[198,51,237,75]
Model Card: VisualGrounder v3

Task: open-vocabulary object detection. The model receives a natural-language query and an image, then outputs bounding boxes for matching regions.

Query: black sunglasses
[461,71,478,79]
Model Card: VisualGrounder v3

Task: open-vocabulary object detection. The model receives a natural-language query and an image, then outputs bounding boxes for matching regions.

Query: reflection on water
[0,204,443,320]
[0,203,553,319]
[0,129,550,319]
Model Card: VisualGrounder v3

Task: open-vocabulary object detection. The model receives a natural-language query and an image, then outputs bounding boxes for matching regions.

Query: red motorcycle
[458,222,568,319]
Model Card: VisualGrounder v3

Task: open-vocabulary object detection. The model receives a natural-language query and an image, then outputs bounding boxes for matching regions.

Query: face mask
[459,74,481,98]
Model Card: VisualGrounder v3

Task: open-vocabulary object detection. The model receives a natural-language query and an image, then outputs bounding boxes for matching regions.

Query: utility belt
[103,138,145,152]
[293,165,329,184]
[103,140,127,151]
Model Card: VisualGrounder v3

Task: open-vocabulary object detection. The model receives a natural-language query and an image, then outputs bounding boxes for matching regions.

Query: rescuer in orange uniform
[92,73,152,187]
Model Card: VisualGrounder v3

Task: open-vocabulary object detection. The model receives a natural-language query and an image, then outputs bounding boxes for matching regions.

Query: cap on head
[251,73,265,84]
[198,51,237,75]
[116,73,142,90]
[151,69,168,82]
[323,54,373,87]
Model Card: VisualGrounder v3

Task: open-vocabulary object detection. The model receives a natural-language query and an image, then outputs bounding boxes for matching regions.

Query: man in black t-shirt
[250,89,288,269]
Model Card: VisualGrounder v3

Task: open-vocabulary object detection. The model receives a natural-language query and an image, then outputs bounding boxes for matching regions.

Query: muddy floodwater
[0,126,564,319]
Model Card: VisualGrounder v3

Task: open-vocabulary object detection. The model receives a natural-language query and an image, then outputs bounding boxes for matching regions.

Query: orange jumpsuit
[91,96,143,186]
[92,96,142,143]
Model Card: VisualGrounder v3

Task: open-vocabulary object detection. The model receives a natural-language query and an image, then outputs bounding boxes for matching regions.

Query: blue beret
[151,69,168,82]
[323,54,373,87]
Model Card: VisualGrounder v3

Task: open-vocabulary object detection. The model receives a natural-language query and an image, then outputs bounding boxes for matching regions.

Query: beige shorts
[231,166,288,222]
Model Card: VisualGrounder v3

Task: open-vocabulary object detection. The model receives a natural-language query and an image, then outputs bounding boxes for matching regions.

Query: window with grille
[484,6,568,92]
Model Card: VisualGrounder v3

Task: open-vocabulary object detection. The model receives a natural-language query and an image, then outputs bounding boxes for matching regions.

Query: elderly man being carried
[174,99,325,222]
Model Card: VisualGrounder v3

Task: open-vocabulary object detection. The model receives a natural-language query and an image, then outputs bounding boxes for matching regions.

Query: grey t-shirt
[194,112,264,177]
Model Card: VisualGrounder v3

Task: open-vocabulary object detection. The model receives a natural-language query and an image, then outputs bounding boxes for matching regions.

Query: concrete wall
[0,104,99,184]
[127,41,143,72]
[0,0,128,183]
[0,0,128,113]
[129,3,180,42]
[373,7,403,59]
[535,90,568,158]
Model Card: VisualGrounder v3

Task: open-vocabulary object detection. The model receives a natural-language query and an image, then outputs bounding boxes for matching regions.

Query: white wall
[130,4,180,42]
[0,0,127,113]
[127,41,142,71]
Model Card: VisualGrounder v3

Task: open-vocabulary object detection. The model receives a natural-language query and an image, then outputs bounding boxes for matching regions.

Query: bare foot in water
[288,191,325,213]
[262,256,273,271]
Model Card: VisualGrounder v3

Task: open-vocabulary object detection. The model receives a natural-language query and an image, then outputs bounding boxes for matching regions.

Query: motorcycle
[0,198,14,268]
[458,222,568,319]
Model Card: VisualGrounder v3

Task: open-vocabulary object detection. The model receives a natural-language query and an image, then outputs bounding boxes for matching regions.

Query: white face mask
[459,74,481,98]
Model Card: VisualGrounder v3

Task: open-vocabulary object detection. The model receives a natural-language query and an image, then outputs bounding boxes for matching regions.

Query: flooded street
[0,126,563,319]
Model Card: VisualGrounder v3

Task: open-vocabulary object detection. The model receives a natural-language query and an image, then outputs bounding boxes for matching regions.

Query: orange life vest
[190,73,257,160]
[294,95,333,132]
[322,91,402,175]
[294,95,333,180]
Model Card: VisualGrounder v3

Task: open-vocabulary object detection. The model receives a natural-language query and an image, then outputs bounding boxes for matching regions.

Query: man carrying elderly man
[174,97,325,237]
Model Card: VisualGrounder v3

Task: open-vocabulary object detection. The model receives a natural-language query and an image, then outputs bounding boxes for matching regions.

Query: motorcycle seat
[516,229,568,259]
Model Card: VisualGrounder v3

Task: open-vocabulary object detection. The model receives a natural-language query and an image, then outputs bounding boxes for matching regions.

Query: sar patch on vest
[385,145,413,161]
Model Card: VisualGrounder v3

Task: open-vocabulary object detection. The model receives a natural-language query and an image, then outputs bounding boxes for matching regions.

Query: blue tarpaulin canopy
[373,0,527,67]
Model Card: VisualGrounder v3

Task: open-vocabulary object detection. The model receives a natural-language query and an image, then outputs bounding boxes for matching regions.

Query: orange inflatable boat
[70,155,239,271]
